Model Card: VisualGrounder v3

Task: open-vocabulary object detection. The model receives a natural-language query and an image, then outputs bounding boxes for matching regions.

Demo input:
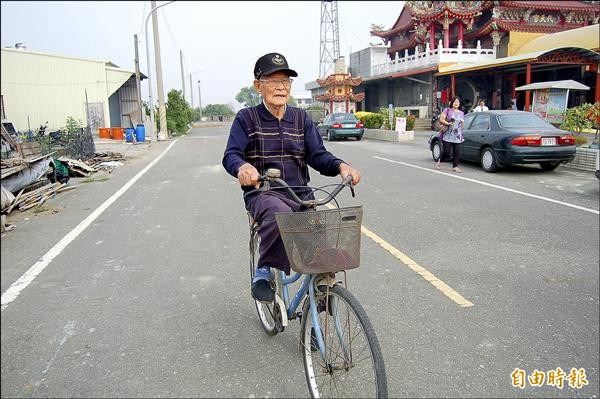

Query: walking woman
[436,96,465,173]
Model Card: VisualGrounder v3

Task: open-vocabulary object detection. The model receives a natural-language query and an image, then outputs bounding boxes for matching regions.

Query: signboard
[395,117,406,133]
[533,88,568,124]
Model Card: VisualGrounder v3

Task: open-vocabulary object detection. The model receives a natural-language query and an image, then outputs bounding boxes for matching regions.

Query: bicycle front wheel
[301,284,388,398]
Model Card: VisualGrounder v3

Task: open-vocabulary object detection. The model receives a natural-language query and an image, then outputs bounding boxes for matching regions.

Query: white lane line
[374,156,599,215]
[1,140,178,311]
[324,203,473,307]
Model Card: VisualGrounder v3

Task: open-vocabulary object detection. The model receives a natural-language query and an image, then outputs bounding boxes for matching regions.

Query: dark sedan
[317,113,364,141]
[428,110,576,172]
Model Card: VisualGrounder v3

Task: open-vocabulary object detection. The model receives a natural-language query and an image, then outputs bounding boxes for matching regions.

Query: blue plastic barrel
[135,124,145,142]
[125,128,135,143]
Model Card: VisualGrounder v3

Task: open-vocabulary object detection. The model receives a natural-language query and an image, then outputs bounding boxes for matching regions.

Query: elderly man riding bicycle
[222,52,361,303]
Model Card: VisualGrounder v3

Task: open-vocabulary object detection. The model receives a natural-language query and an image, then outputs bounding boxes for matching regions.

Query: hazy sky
[1,1,404,108]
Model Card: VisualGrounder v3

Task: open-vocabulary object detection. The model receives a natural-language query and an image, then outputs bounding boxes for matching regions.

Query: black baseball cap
[253,52,298,80]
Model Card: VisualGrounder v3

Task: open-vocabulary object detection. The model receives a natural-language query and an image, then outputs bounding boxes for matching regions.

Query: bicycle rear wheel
[250,232,279,336]
[301,284,387,398]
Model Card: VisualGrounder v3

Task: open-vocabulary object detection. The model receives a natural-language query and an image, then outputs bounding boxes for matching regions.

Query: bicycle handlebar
[251,168,354,208]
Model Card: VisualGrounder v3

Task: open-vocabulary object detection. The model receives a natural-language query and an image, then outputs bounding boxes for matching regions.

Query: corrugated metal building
[1,47,145,135]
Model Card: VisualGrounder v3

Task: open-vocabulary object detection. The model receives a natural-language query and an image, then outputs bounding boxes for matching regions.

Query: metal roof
[515,80,590,91]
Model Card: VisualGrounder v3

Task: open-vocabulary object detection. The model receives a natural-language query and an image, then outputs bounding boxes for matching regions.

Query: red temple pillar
[595,71,600,103]
[451,74,456,98]
[429,23,436,50]
[444,25,450,48]
[525,63,531,112]
[458,21,464,45]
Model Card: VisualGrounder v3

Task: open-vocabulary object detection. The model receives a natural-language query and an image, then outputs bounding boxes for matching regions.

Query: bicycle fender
[274,294,288,327]
[315,275,342,288]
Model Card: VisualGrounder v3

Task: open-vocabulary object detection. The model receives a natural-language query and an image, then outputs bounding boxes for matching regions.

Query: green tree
[203,104,235,117]
[165,89,192,135]
[236,86,261,107]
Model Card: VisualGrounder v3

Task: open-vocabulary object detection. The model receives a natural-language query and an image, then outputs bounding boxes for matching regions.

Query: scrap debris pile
[1,123,125,232]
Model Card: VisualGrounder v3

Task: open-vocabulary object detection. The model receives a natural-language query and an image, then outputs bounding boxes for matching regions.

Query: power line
[159,7,179,51]
[338,6,369,49]
[138,1,147,35]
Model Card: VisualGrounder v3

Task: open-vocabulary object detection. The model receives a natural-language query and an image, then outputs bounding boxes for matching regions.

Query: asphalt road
[1,125,598,398]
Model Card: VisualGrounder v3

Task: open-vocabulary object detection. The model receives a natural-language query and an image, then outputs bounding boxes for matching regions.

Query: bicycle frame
[278,267,352,362]
[250,221,345,361]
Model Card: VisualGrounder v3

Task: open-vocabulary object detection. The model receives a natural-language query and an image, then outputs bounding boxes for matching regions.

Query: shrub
[575,135,588,146]
[560,103,593,135]
[380,107,408,130]
[406,114,416,131]
[359,113,384,129]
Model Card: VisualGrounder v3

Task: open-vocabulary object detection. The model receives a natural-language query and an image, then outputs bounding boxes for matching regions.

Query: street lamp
[197,80,202,118]
[144,0,174,143]
[189,69,205,108]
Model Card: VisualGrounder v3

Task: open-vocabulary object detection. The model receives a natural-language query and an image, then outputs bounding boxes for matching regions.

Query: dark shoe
[252,266,274,303]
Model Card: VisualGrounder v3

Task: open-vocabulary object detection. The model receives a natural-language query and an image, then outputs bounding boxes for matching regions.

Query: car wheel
[356,135,362,141]
[328,129,334,141]
[431,140,442,162]
[481,147,500,173]
[539,161,560,171]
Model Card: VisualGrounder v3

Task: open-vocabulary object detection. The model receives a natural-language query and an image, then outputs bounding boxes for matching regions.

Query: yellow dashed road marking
[325,203,474,307]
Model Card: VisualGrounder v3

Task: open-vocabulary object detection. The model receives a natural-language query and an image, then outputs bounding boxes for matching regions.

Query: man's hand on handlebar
[237,163,260,188]
[339,163,361,186]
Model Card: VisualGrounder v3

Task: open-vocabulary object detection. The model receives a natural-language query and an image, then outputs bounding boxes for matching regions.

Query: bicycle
[247,168,388,398]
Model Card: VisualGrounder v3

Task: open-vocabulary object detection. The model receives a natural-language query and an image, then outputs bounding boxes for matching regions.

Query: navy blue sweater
[222,103,344,203]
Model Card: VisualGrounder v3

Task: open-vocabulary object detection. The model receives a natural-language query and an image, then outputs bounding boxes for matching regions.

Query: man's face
[254,71,292,108]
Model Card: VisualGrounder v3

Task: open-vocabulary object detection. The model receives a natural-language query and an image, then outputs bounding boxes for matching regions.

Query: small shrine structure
[315,57,365,114]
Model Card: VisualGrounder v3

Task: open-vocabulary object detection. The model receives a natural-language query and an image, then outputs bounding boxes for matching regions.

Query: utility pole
[180,50,186,99]
[189,74,194,108]
[189,69,205,109]
[144,0,174,143]
[198,80,202,117]
[151,0,168,140]
[134,34,143,125]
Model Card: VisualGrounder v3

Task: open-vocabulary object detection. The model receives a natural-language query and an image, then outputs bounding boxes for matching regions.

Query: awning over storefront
[435,47,599,76]
[515,80,590,91]
[514,24,599,55]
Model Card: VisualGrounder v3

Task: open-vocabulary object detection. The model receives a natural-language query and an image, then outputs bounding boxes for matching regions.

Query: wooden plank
[56,185,78,193]
[0,164,29,179]
[6,188,25,214]
[19,142,41,150]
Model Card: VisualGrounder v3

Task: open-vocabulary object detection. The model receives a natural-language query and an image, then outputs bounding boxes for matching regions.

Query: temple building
[315,57,365,114]
[332,1,599,119]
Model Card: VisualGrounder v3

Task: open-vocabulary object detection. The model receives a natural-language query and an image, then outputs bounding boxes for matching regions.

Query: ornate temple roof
[316,75,363,87]
[370,1,599,54]
[315,92,365,102]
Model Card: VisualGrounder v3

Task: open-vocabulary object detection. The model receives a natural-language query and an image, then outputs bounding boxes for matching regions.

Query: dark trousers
[247,191,302,274]
[441,141,461,168]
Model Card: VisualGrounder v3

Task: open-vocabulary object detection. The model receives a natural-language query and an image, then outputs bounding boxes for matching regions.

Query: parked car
[317,113,364,141]
[428,110,576,172]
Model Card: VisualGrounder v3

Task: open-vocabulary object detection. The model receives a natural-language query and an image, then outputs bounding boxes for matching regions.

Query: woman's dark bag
[434,108,450,134]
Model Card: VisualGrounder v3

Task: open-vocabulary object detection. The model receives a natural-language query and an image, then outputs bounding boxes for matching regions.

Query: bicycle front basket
[275,206,363,274]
